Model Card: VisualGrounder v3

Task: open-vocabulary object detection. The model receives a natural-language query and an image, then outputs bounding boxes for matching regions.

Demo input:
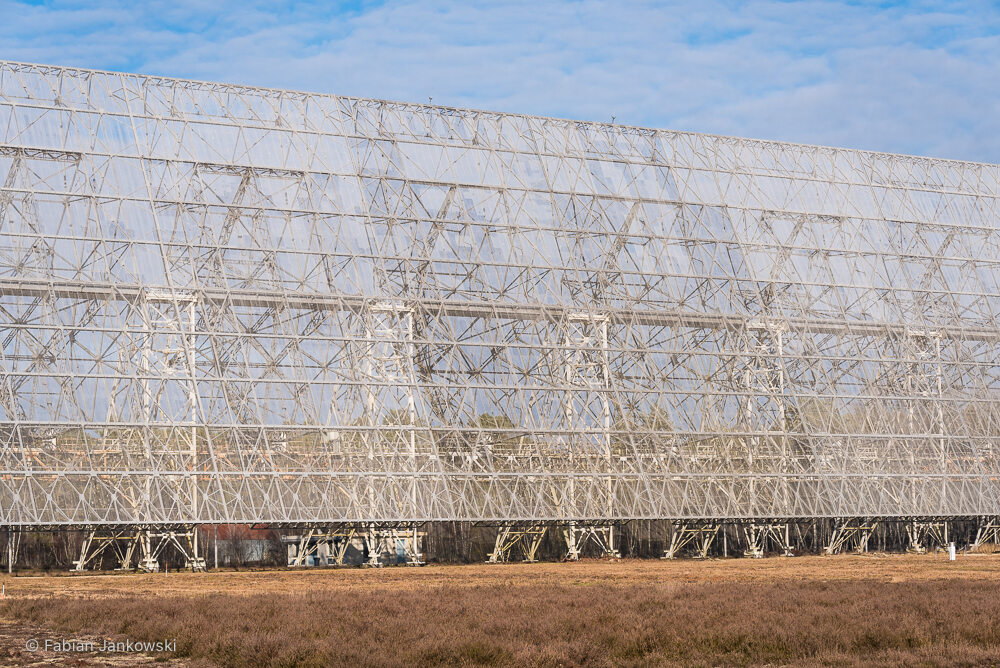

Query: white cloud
[1,0,999,162]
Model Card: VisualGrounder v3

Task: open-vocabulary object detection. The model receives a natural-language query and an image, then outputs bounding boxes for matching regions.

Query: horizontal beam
[0,515,995,530]
[1,277,997,342]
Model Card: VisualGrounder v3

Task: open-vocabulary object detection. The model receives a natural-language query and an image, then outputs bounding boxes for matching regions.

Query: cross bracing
[1,60,1000,528]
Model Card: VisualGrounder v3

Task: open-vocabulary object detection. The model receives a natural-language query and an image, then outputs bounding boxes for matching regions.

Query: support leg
[364,525,382,567]
[744,524,765,558]
[138,530,157,572]
[364,525,424,567]
[971,517,1000,552]
[663,522,719,559]
[488,525,549,563]
[744,523,794,558]
[825,519,878,555]
[907,521,947,554]
[563,524,619,560]
[73,531,95,572]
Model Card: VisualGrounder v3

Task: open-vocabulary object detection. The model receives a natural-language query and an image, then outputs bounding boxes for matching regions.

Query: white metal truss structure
[742,523,793,558]
[72,526,204,571]
[663,522,720,559]
[488,525,549,563]
[2,60,1000,532]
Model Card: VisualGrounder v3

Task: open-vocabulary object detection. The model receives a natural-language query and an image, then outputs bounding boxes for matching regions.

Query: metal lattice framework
[2,60,1000,529]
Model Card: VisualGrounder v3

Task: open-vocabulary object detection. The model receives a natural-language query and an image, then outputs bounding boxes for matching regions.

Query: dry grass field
[1,553,999,667]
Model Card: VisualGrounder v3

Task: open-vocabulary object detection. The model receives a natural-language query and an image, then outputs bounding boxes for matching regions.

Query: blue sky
[2,0,999,162]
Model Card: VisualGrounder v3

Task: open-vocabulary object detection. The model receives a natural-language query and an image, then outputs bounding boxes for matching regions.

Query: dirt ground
[0,552,998,667]
[0,550,989,599]
[0,618,199,667]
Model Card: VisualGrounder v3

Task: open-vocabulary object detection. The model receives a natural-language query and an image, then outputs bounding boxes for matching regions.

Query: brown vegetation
[2,554,1000,667]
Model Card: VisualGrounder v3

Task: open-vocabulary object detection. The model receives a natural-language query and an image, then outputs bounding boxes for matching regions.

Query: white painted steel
[1,61,1000,526]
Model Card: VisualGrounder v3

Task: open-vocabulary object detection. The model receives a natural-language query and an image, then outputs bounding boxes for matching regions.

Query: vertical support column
[140,302,154,529]
[404,525,424,565]
[73,530,95,571]
[364,303,420,524]
[564,522,580,561]
[904,329,945,513]
[184,299,199,525]
[906,521,925,554]
[138,530,157,572]
[187,526,206,571]
[598,316,611,456]
[561,314,618,558]
[364,524,381,567]
[737,316,791,518]
[6,528,16,573]
[145,292,206,531]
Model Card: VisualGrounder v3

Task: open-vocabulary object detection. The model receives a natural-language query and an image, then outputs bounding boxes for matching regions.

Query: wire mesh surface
[1,60,999,526]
